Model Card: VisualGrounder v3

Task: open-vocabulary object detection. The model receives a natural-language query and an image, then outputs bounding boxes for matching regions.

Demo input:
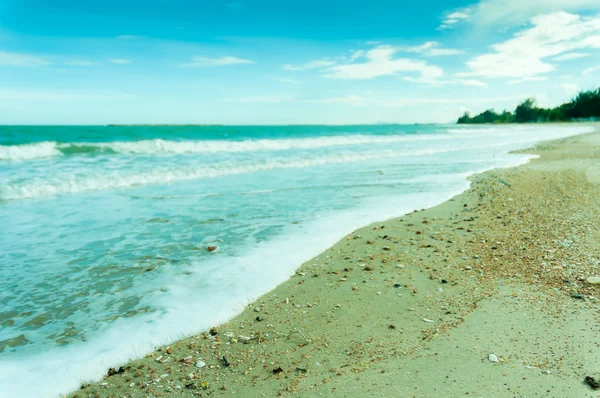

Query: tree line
[457,88,600,124]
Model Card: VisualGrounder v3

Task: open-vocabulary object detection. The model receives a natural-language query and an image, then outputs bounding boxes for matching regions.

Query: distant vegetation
[457,88,600,124]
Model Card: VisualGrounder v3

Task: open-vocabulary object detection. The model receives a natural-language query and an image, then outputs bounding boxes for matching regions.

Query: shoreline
[65,129,600,397]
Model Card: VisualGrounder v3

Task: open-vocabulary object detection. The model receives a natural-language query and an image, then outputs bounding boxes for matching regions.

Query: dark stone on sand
[393,283,402,288]
[107,367,124,376]
[585,376,600,390]
[571,294,585,300]
[441,279,448,284]
[272,367,284,374]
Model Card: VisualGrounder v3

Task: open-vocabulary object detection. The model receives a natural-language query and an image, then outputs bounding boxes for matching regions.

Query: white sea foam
[69,134,451,154]
[0,134,448,162]
[0,141,62,161]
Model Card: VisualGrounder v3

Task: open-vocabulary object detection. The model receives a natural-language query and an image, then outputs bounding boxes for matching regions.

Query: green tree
[515,98,539,123]
[457,112,473,124]
[455,87,599,124]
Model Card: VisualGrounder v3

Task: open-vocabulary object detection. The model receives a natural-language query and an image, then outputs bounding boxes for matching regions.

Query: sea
[0,124,594,397]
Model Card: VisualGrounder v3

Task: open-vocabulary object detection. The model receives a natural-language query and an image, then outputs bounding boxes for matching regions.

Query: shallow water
[0,124,593,397]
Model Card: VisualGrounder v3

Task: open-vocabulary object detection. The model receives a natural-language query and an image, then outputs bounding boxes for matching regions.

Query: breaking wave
[0,142,62,161]
[0,134,447,161]
[0,146,470,200]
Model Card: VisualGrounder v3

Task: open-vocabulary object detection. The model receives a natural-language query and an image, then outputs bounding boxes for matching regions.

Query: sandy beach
[68,129,600,398]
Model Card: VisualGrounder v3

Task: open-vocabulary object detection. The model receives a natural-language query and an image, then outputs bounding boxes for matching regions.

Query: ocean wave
[0,142,62,161]
[0,147,461,200]
[1,134,448,161]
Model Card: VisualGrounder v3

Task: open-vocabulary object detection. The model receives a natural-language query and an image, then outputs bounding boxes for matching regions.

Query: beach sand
[69,130,600,398]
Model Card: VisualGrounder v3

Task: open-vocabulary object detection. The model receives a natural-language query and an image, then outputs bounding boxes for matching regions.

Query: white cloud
[469,0,600,27]
[427,48,464,56]
[282,59,336,71]
[349,50,366,61]
[439,9,471,30]
[459,12,600,78]
[405,41,438,53]
[0,51,51,66]
[448,11,471,19]
[404,41,464,56]
[281,43,458,81]
[583,64,600,75]
[180,56,254,68]
[110,59,132,64]
[322,45,444,80]
[458,79,489,88]
[552,52,591,61]
[68,60,97,66]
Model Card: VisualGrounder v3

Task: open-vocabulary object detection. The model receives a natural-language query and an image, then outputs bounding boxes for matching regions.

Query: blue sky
[0,0,599,124]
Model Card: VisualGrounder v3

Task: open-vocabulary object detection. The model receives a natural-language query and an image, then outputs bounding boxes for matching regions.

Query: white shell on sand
[586,276,600,284]
[195,360,206,368]
[488,354,499,363]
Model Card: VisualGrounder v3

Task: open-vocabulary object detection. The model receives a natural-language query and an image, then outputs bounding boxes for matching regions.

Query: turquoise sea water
[0,124,594,397]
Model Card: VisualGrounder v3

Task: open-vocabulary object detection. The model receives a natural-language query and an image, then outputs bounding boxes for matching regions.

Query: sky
[0,0,599,124]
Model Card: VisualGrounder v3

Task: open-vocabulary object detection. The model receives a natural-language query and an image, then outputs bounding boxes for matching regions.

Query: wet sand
[69,130,600,398]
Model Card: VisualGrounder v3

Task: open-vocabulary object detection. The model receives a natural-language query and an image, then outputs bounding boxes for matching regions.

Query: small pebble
[488,354,499,363]
[586,276,600,285]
